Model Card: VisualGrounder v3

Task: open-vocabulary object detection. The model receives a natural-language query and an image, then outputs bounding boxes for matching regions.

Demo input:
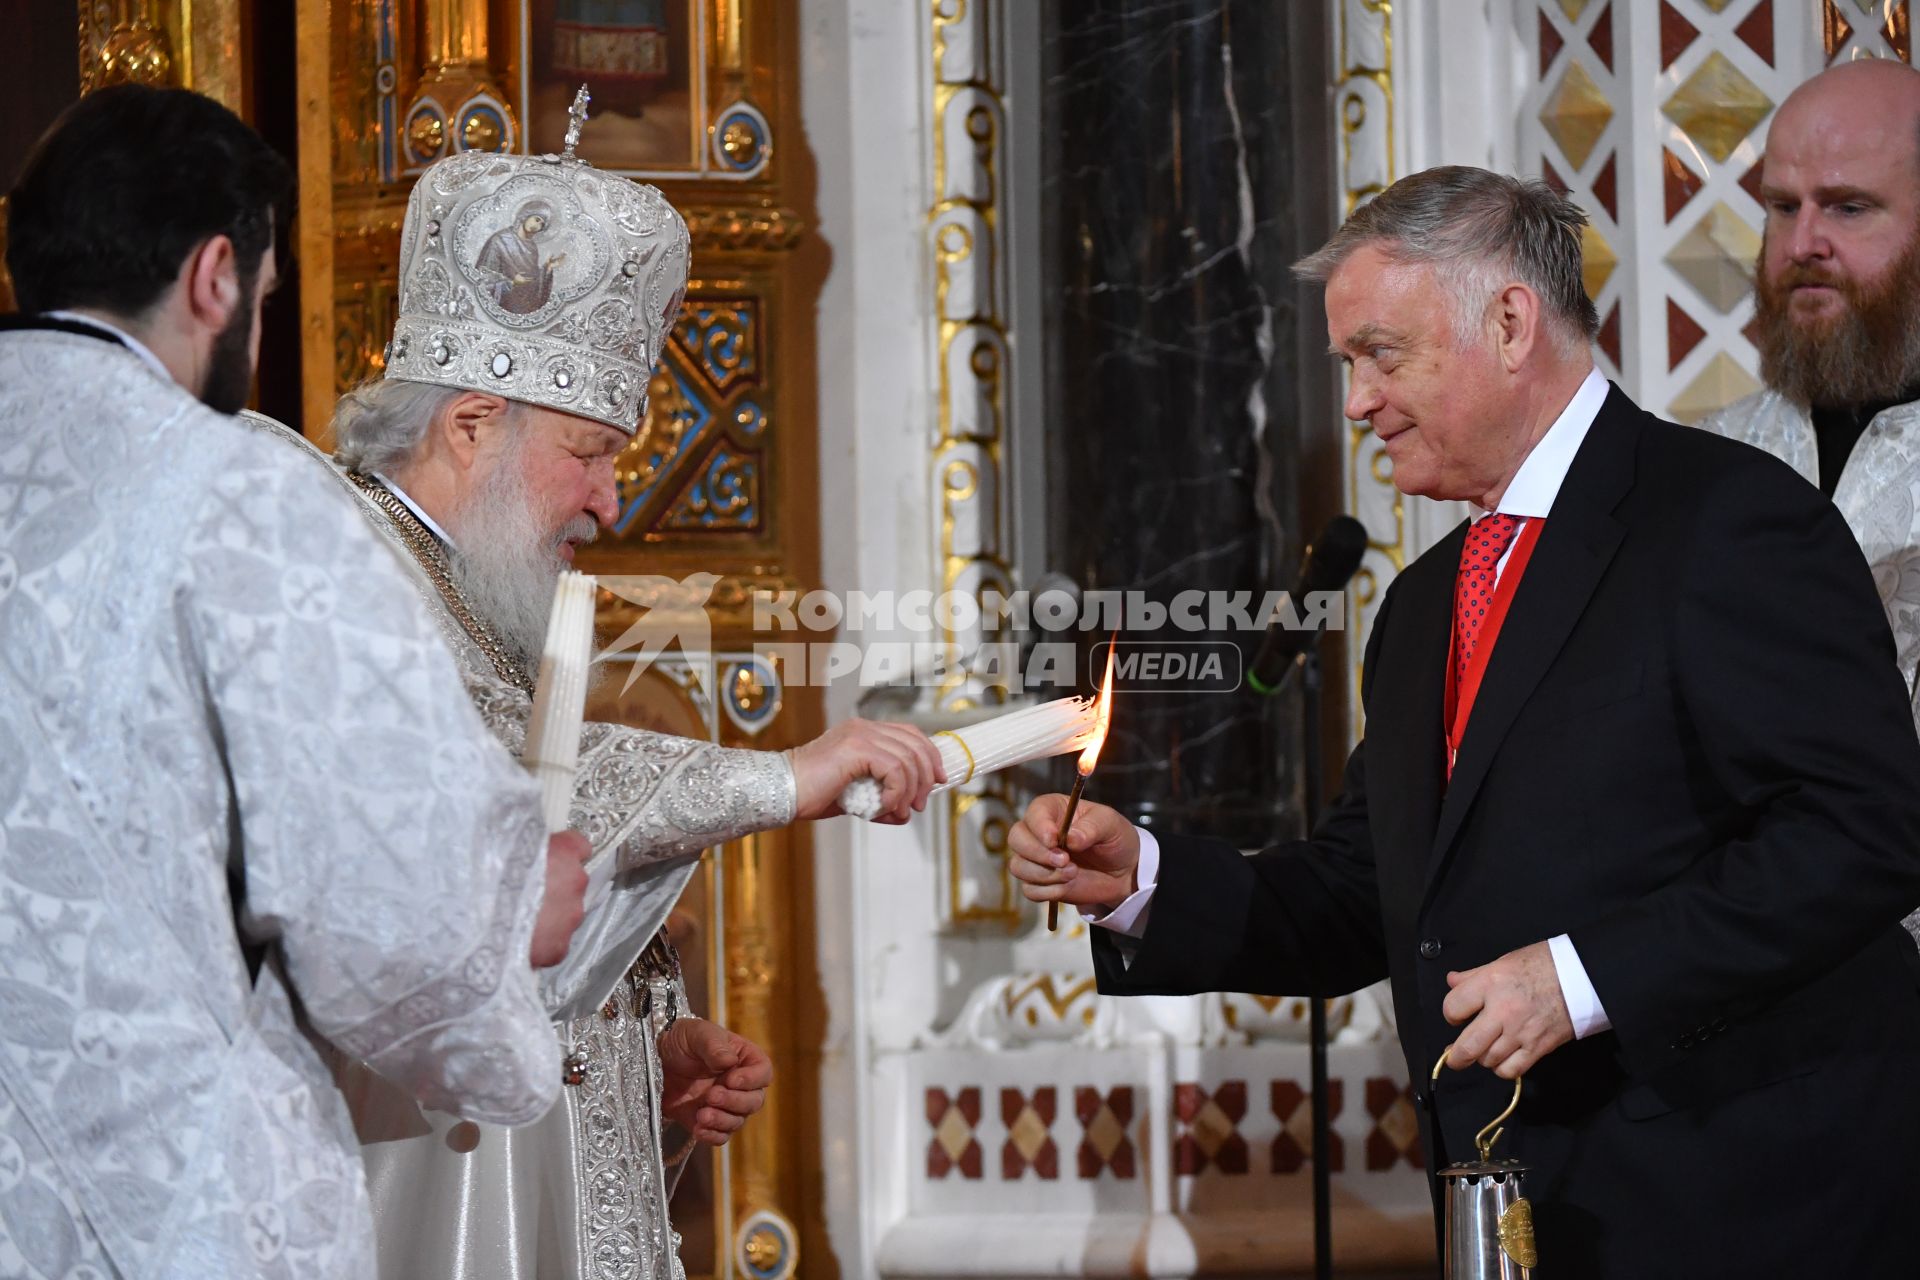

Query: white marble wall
[802,0,932,1270]
[802,3,1434,1276]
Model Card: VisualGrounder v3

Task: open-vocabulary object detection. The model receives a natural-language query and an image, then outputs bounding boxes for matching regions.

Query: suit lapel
[1425,388,1638,885]
[1365,526,1458,877]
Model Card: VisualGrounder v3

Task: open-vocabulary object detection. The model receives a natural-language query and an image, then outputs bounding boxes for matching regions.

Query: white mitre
[384,87,690,432]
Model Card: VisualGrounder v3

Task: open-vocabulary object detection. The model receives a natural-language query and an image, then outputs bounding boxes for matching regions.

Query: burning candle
[835,695,1100,821]
[1049,643,1117,931]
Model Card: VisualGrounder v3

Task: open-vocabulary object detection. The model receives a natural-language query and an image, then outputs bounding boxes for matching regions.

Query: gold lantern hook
[1431,1047,1525,1163]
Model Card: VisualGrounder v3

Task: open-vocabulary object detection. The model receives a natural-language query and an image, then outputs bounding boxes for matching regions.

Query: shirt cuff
[1080,827,1159,938]
[1548,932,1612,1039]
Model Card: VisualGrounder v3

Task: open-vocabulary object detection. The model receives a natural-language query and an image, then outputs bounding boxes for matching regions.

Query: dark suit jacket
[1095,387,1920,1276]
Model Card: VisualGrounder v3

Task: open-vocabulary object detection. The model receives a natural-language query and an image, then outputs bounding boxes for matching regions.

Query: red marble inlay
[1885,0,1911,63]
[1824,0,1855,60]
[1364,1077,1426,1172]
[1591,151,1619,222]
[1271,1079,1346,1175]
[1664,148,1705,222]
[1660,0,1699,72]
[999,1086,1059,1181]
[1589,3,1615,72]
[1074,1085,1138,1180]
[1668,298,1706,371]
[1597,302,1623,375]
[926,1086,984,1180]
[1539,8,1565,79]
[1173,1081,1250,1176]
[1736,0,1775,67]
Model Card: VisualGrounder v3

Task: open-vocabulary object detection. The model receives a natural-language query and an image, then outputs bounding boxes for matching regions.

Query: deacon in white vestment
[1698,62,1920,694]
[1695,63,1920,947]
[248,91,943,1280]
[0,85,577,1279]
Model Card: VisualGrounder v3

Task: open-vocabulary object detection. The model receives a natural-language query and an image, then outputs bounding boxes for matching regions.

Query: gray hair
[331,378,523,474]
[1294,166,1600,355]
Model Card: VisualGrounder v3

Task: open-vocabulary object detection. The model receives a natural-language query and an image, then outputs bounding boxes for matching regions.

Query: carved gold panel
[78,0,246,111]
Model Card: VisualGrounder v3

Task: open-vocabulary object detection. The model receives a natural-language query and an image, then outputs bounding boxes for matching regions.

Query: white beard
[444,452,595,670]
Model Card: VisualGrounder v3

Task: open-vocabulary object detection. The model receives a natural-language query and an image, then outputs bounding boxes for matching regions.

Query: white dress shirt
[1086,366,1615,1040]
[373,471,458,546]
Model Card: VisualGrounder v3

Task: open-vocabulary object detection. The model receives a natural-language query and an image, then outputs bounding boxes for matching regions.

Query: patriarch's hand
[790,719,946,824]
[658,1019,772,1146]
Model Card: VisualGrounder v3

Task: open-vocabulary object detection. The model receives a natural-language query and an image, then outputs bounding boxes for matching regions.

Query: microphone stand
[1247,518,1363,1280]
[1298,645,1333,1280]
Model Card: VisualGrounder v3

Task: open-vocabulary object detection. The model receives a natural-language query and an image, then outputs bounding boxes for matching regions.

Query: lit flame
[1077,644,1117,776]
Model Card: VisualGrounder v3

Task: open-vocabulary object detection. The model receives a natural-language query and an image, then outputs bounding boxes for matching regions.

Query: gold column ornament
[735,1207,798,1280]
[721,831,796,1275]
[82,0,175,91]
[294,0,337,442]
[423,0,487,75]
[928,0,1027,930]
[77,2,248,120]
[404,0,517,165]
[715,0,746,76]
[60,0,247,310]
[707,0,770,177]
[1334,0,1403,741]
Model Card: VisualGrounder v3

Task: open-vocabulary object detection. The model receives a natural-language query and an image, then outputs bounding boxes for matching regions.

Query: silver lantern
[1432,1052,1537,1279]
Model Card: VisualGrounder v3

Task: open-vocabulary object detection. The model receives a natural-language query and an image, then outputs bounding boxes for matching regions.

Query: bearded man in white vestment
[1697,60,1920,944]
[0,85,596,1279]
[246,95,945,1280]
[1699,61,1920,693]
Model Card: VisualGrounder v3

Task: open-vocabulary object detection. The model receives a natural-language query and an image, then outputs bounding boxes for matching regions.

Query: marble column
[1043,0,1330,847]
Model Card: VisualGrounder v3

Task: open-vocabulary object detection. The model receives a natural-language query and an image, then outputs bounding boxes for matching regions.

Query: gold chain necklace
[345,470,536,696]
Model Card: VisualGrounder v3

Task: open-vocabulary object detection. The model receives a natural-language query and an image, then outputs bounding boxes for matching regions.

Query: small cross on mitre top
[563,85,591,157]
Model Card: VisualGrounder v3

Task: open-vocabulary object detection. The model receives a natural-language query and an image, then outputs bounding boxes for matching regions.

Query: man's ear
[438,392,513,471]
[1491,281,1543,374]
[180,235,243,333]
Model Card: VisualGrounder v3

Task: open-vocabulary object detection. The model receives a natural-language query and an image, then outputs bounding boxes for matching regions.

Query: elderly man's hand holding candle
[1008,796,1141,915]
[788,719,949,824]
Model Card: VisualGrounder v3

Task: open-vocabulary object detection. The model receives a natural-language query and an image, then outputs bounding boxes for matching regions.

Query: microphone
[1246,515,1368,695]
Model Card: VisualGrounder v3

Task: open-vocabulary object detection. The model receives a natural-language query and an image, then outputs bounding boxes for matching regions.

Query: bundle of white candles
[837,695,1101,821]
[522,571,599,831]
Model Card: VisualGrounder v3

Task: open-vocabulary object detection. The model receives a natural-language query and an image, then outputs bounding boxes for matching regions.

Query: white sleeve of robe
[190,433,562,1126]
[543,722,797,1018]
[465,677,797,1019]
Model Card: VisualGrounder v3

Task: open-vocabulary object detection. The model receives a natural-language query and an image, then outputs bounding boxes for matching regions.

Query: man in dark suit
[1009,166,1920,1277]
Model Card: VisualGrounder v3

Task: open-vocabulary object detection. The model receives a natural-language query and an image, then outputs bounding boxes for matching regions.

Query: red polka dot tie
[1454,513,1523,700]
